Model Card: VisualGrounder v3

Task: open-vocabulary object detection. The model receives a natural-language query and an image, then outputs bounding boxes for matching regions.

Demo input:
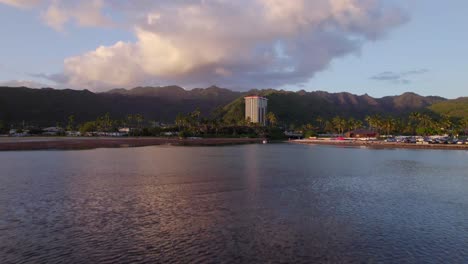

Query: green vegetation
[66,115,75,131]
[77,113,159,136]
[218,90,448,126]
[429,97,468,119]
[0,119,6,133]
[1,86,467,138]
[302,112,467,137]
[172,108,281,139]
[219,97,245,125]
[0,86,241,127]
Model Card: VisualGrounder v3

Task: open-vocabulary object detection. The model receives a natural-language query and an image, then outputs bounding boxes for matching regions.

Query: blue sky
[0,0,466,98]
[295,0,468,98]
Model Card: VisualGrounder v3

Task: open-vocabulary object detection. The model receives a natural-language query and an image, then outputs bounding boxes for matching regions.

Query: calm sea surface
[1,144,468,263]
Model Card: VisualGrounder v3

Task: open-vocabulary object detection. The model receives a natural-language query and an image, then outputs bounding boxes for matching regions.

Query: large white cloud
[1,0,408,91]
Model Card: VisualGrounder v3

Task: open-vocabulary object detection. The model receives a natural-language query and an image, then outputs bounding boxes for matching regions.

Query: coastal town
[1,95,467,150]
[2,1,468,263]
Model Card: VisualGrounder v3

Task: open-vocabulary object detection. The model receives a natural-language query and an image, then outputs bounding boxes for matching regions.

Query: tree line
[2,109,467,138]
[300,112,468,137]
[60,109,282,138]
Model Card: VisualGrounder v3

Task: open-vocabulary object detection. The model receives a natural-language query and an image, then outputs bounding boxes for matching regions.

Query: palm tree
[303,123,315,131]
[408,112,421,135]
[96,113,113,132]
[135,114,144,129]
[332,116,347,134]
[190,108,201,127]
[460,118,468,136]
[324,120,334,133]
[175,113,187,130]
[266,112,278,127]
[66,115,75,131]
[409,112,421,121]
[418,114,434,135]
[365,114,382,132]
[347,118,362,131]
[212,119,220,136]
[200,118,210,136]
[316,116,324,131]
[382,117,396,136]
[439,114,452,133]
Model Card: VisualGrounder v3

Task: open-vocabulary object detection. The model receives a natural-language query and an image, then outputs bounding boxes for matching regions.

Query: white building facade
[244,96,268,125]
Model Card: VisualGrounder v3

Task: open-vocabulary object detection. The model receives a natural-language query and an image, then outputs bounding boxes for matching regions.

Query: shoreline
[291,139,468,151]
[0,137,265,151]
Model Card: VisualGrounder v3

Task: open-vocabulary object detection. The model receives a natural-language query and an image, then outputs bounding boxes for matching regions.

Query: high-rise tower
[244,96,268,125]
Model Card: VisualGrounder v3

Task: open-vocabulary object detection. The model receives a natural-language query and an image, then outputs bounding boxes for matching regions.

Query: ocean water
[1,144,468,263]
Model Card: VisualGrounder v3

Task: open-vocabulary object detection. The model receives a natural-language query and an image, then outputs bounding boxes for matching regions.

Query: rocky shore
[291,139,468,150]
[0,137,265,151]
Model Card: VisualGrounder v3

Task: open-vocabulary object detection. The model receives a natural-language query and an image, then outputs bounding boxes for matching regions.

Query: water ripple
[1,145,468,263]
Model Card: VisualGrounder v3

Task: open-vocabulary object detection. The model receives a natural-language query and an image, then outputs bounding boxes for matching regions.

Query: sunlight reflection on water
[1,144,468,263]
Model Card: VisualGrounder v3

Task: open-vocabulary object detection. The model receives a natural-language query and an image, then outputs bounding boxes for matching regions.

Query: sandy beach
[291,139,468,150]
[0,137,265,151]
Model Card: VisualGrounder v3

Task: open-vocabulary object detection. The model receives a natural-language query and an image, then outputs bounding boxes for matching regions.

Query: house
[284,131,303,139]
[345,129,379,138]
[163,132,176,136]
[66,131,81,137]
[118,127,131,133]
[9,129,29,137]
[42,127,64,136]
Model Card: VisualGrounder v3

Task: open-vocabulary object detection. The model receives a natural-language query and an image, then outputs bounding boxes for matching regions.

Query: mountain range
[0,86,465,127]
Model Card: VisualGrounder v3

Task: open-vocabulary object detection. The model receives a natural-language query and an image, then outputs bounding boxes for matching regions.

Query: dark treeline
[299,112,468,137]
[33,109,284,139]
[1,86,467,137]
[2,109,468,138]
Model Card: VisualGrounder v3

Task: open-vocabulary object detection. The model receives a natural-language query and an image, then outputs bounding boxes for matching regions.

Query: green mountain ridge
[0,86,466,127]
[221,90,449,125]
[429,97,468,118]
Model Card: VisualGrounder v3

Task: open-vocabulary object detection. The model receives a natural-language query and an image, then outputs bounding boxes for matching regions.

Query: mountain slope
[0,86,461,127]
[429,97,468,118]
[0,86,240,126]
[220,90,448,125]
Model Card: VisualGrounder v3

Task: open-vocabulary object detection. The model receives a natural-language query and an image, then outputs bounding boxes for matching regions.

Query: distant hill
[106,85,240,102]
[221,90,447,125]
[429,97,468,119]
[0,85,464,127]
[0,86,240,126]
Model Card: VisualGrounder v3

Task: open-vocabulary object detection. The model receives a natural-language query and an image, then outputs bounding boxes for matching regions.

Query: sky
[0,0,466,98]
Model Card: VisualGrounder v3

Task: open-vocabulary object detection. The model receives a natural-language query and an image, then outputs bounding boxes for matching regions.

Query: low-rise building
[345,129,379,138]
[9,129,29,137]
[42,127,64,136]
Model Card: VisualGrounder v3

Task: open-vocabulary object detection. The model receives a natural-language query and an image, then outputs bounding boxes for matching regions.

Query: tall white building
[245,96,268,125]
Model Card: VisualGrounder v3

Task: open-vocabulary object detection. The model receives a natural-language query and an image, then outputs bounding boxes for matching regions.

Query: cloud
[30,72,68,83]
[13,0,408,91]
[41,0,113,31]
[0,0,40,9]
[370,69,428,84]
[1,0,112,30]
[0,80,52,88]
